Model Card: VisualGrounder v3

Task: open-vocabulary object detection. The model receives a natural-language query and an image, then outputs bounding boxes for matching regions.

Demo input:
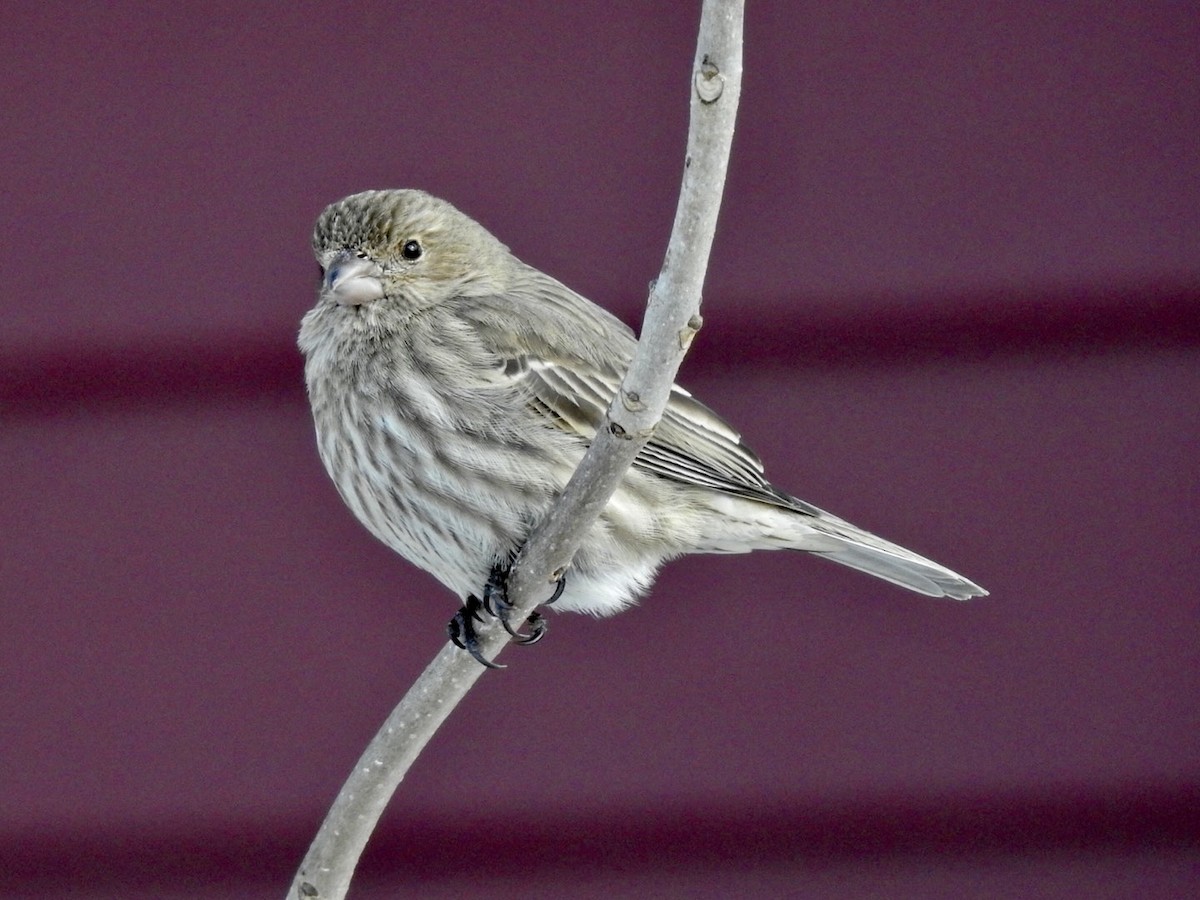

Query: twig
[288,2,743,897]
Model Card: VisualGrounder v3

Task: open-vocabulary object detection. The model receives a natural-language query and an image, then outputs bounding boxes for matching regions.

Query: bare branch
[506,2,744,624]
[288,3,743,897]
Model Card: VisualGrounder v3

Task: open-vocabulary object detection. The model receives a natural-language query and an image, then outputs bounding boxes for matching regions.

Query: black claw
[481,563,512,621]
[447,595,504,669]
[498,606,524,639]
[546,573,567,605]
[512,611,547,646]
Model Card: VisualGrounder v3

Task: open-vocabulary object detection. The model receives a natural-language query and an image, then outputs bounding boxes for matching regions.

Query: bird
[299,189,987,666]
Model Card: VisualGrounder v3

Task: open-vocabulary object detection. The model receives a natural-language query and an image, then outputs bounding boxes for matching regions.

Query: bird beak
[322,250,385,307]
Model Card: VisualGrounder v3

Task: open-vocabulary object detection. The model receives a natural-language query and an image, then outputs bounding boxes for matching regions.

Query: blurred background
[2,2,1197,897]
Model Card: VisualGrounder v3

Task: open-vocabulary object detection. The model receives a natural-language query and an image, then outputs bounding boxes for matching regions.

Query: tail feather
[698,495,988,599]
[812,537,987,600]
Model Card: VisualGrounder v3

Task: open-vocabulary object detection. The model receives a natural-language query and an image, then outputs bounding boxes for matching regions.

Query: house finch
[299,189,987,665]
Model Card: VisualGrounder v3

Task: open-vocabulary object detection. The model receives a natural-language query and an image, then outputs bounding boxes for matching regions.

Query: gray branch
[288,2,743,897]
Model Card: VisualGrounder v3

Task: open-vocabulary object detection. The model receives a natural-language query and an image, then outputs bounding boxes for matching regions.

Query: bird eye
[401,240,422,260]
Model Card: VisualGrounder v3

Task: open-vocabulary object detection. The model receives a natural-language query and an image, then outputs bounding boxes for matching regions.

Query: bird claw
[448,563,564,666]
[481,562,511,619]
[447,595,504,669]
[546,572,566,605]
[509,610,547,645]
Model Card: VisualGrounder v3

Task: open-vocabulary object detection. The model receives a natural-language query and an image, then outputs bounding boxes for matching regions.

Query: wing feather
[527,358,818,515]
[456,270,820,516]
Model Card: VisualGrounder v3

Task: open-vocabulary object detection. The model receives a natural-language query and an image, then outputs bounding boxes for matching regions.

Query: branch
[288,3,743,897]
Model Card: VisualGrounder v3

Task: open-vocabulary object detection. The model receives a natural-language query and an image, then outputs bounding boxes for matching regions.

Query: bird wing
[520,353,820,515]
[456,271,820,515]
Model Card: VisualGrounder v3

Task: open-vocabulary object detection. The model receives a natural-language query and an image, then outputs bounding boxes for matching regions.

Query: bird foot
[447,562,566,666]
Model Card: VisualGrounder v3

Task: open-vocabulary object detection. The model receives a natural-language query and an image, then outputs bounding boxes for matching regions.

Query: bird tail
[734,502,988,600]
[778,502,987,599]
[806,530,987,600]
[695,497,987,600]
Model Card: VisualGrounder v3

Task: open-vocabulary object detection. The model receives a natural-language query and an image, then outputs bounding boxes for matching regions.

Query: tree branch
[288,3,743,897]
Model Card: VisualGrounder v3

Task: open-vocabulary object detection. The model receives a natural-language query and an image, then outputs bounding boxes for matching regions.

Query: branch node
[678,314,704,349]
[695,54,725,103]
[621,389,646,412]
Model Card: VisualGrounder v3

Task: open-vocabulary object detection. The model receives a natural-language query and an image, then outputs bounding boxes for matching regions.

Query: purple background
[3,2,1198,897]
